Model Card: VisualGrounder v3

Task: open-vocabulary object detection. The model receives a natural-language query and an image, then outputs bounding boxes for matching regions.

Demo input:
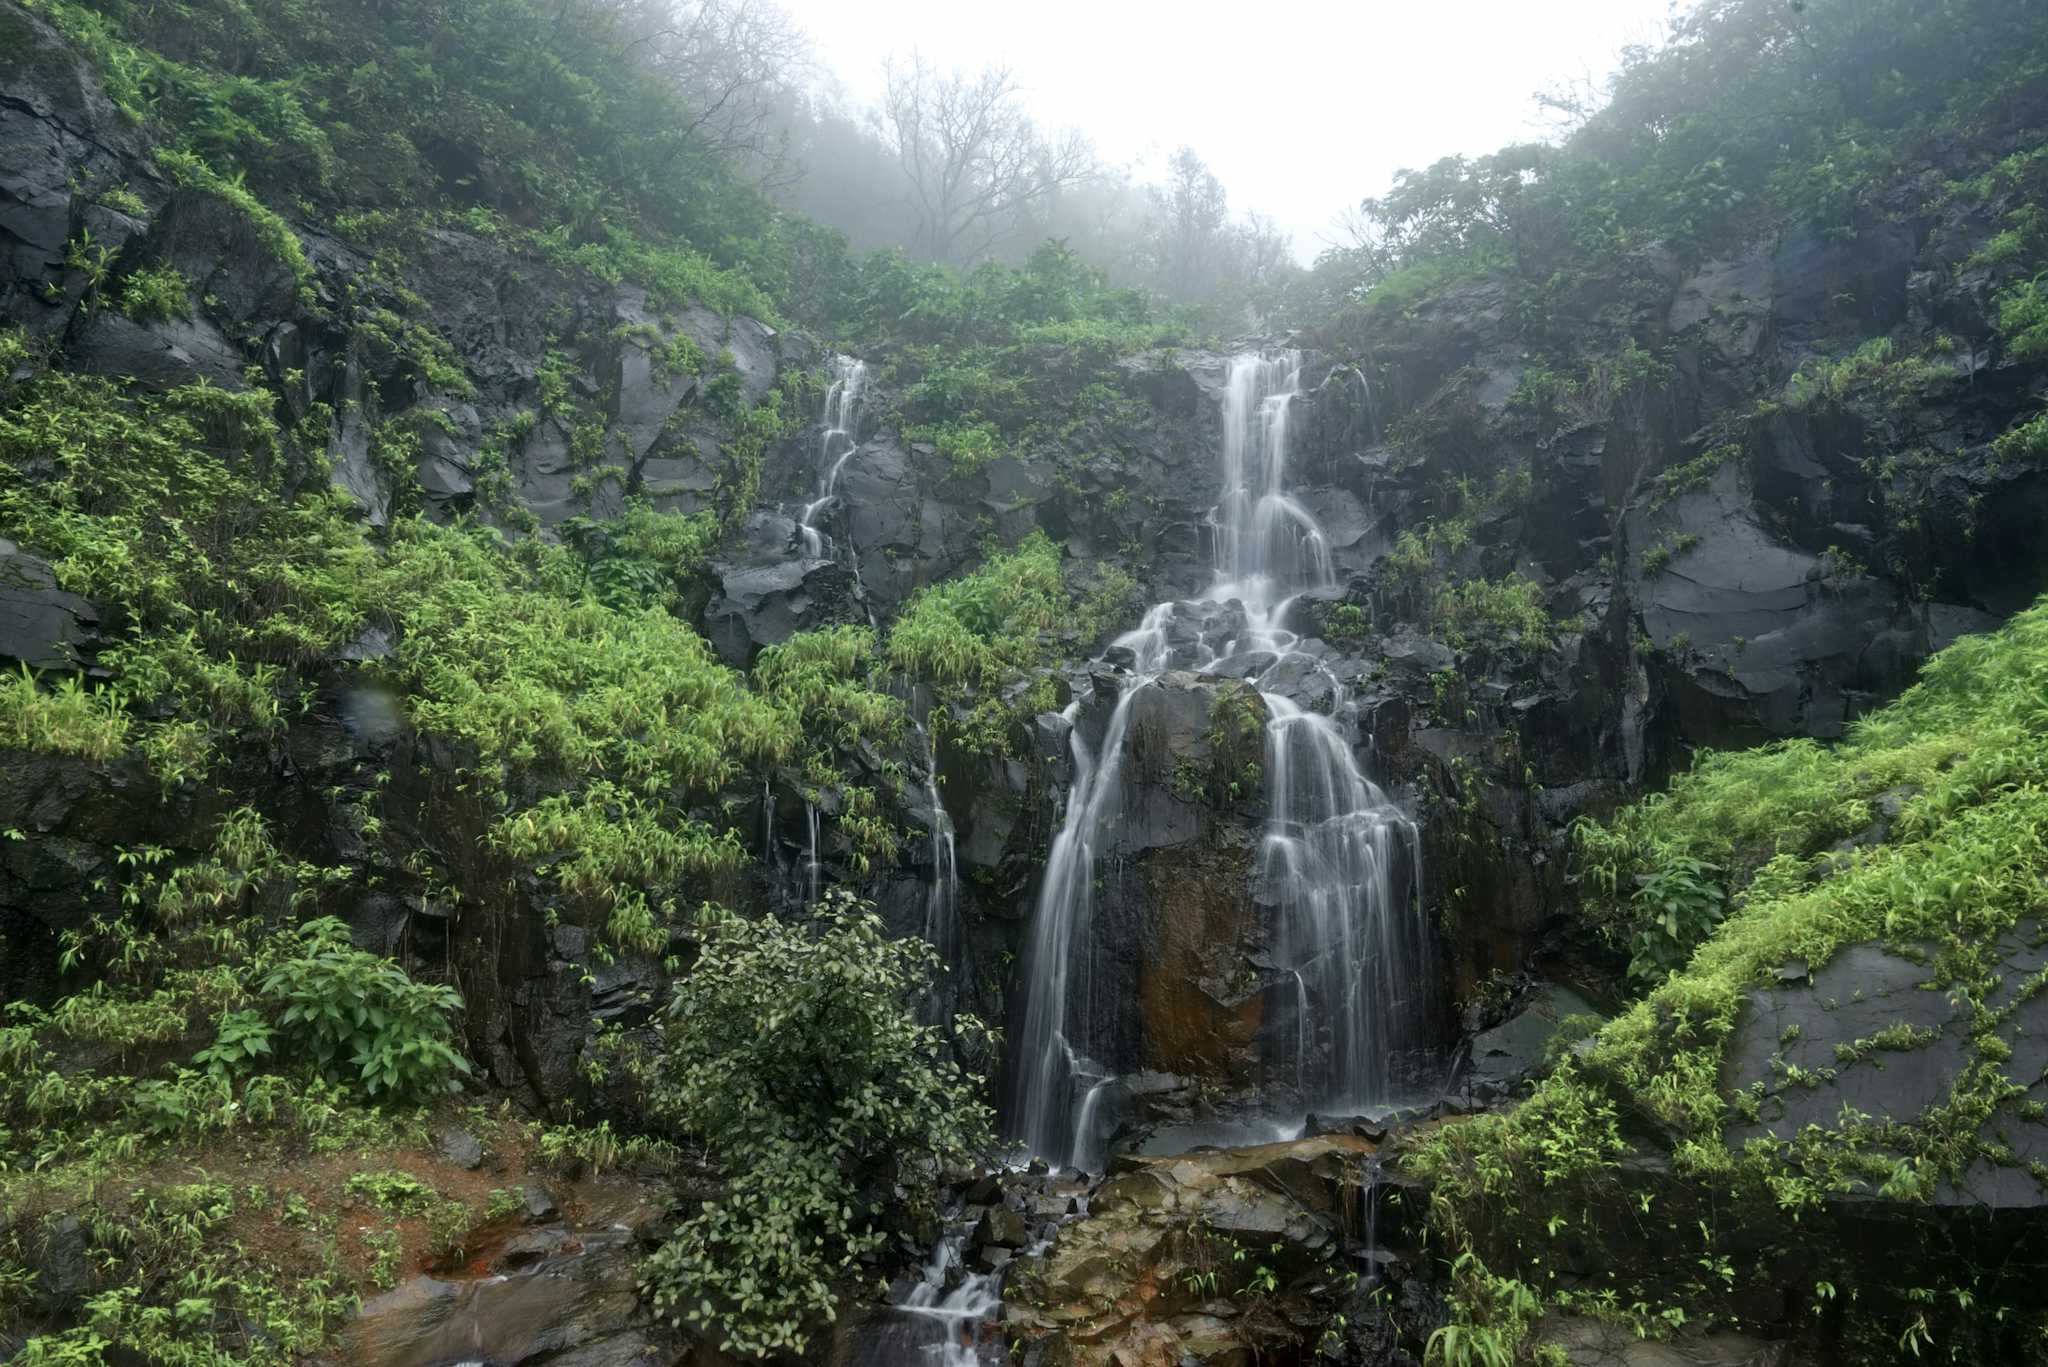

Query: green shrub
[1620,854,1727,985]
[1989,410,2048,469]
[258,917,469,1099]
[1640,533,1698,578]
[1434,573,1554,650]
[1321,602,1372,649]
[1785,336,1945,411]
[638,894,992,1356]
[118,264,190,322]
[906,420,1002,474]
[151,147,311,288]
[1650,445,1739,508]
[1996,279,2048,363]
[755,628,898,738]
[0,668,131,758]
[888,531,1067,690]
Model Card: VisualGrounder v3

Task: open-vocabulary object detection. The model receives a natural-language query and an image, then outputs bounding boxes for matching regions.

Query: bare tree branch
[877,52,1099,264]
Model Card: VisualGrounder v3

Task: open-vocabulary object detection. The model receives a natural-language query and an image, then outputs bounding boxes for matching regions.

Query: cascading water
[847,1218,1003,1367]
[799,354,867,558]
[1006,349,1433,1169]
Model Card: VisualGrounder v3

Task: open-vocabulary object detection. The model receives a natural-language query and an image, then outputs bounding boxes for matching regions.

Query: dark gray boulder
[0,542,97,670]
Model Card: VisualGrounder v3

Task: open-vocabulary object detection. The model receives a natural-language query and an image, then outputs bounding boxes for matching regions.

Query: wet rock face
[0,542,97,669]
[1039,669,1277,1104]
[1722,933,2048,1206]
[1467,984,1604,1097]
[0,4,149,334]
[338,1180,676,1367]
[1005,1136,1379,1367]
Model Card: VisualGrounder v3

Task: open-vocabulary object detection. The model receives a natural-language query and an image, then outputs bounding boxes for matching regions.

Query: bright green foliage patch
[2,1180,358,1365]
[0,808,446,1172]
[634,894,993,1357]
[1990,411,2048,470]
[888,532,1067,690]
[1785,336,1948,413]
[1434,573,1554,652]
[1412,597,2048,1355]
[116,263,189,323]
[258,917,469,1099]
[0,668,130,758]
[887,531,1075,762]
[0,366,370,784]
[906,419,1003,473]
[151,148,313,289]
[851,243,1187,460]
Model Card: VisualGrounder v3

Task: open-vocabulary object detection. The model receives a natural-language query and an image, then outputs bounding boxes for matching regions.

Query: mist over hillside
[3,1,2048,1364]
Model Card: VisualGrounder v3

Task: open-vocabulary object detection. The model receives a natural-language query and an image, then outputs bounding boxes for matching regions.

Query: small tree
[639,891,993,1356]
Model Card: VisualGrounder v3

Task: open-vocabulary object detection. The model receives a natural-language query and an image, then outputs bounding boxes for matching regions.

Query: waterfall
[1005,349,1432,1168]
[799,354,867,558]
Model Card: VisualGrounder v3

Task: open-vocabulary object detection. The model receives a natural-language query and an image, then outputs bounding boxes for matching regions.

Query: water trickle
[922,735,961,971]
[798,354,867,559]
[845,1214,1002,1367]
[1006,349,1434,1168]
[804,800,821,907]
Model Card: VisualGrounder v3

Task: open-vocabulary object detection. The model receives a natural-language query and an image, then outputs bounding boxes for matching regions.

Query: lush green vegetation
[1301,0,2048,358]
[1412,594,2048,1359]
[887,530,1071,760]
[630,894,992,1356]
[0,808,480,1363]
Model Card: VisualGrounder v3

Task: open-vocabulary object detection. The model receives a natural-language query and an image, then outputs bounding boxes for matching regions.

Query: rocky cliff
[7,0,2048,1363]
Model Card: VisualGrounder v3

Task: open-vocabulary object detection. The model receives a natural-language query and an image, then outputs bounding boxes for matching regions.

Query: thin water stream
[798,354,867,559]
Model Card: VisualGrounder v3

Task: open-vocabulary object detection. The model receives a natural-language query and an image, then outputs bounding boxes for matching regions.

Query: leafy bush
[1785,336,1945,411]
[906,420,1002,473]
[1620,854,1727,985]
[258,917,469,1099]
[1640,532,1699,578]
[1990,410,2048,469]
[888,531,1067,690]
[1649,444,1739,508]
[1996,279,2048,363]
[1412,597,2048,1355]
[1433,573,1554,650]
[1320,601,1372,649]
[638,894,992,1356]
[753,628,906,874]
[117,264,190,323]
[0,669,131,758]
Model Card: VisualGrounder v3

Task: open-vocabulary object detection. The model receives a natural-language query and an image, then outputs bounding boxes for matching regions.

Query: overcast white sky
[788,0,1688,260]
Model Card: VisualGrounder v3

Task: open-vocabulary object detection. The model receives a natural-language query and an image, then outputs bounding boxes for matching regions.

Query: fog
[791,0,1687,260]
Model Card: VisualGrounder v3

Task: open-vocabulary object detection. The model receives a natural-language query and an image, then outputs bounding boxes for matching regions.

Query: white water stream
[1006,349,1431,1169]
[798,354,867,559]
